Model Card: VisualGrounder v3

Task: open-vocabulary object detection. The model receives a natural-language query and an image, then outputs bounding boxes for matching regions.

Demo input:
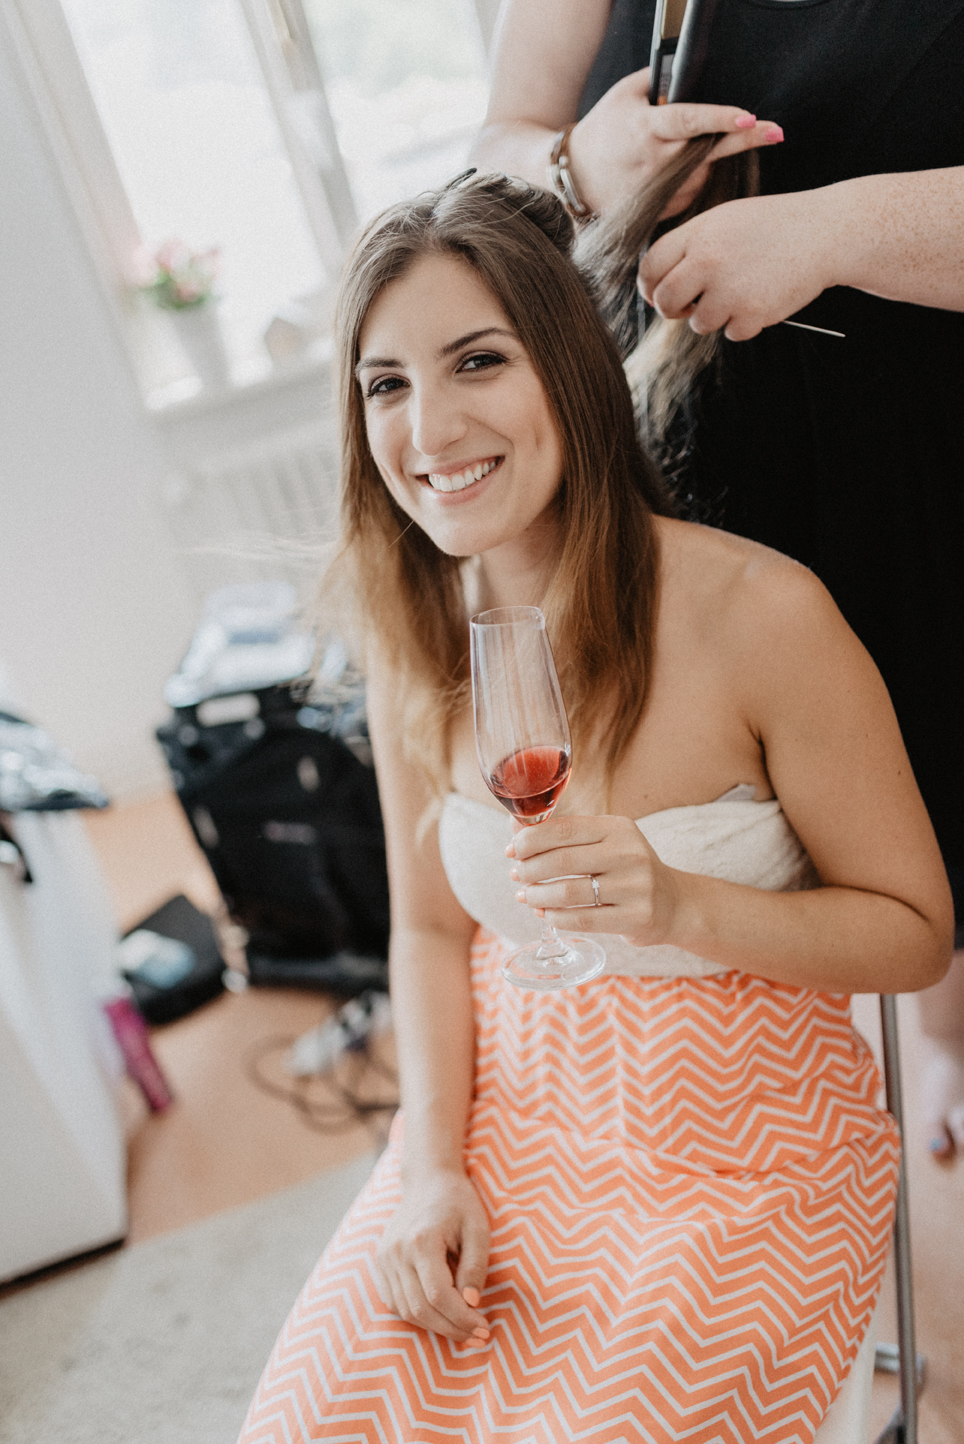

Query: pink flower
[155,238,192,273]
[137,238,221,309]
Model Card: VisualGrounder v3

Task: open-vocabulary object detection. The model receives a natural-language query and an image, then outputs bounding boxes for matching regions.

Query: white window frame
[235,0,358,255]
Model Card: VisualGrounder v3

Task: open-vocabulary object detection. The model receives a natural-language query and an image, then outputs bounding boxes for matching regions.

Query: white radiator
[160,422,340,602]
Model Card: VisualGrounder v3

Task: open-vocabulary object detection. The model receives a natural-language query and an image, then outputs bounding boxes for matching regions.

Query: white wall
[0,20,247,798]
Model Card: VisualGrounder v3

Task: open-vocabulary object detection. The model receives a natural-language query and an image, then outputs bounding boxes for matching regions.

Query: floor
[82,792,394,1245]
[28,793,964,1439]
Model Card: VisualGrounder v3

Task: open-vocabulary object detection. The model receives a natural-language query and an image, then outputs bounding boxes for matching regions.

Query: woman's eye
[366,375,406,399]
[460,351,505,374]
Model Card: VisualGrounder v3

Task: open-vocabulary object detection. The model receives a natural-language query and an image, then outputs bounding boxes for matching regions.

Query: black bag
[156,682,390,995]
[121,894,226,1024]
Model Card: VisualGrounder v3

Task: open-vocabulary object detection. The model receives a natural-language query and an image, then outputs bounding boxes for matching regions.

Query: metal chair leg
[872,994,920,1444]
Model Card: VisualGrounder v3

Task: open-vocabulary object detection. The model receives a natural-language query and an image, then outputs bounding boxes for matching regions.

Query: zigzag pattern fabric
[238,929,898,1444]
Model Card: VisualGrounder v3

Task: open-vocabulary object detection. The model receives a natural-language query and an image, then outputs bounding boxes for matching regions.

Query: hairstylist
[472,0,964,1159]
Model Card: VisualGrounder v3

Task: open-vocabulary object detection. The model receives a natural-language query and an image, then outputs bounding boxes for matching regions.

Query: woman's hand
[375,1168,492,1344]
[566,67,783,218]
[640,168,964,330]
[508,813,683,948]
[639,187,840,340]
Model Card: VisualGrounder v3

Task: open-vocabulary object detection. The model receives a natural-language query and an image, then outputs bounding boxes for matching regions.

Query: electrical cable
[244,1031,399,1146]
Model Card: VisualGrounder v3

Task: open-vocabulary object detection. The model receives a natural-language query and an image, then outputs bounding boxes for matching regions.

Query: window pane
[59,0,326,385]
[303,0,489,222]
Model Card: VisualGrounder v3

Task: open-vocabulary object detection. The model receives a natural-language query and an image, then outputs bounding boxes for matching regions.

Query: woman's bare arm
[510,559,954,994]
[640,167,964,340]
[365,662,489,1342]
[472,0,779,215]
[471,0,610,186]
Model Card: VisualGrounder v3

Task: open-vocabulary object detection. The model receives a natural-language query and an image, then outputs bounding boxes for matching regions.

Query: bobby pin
[781,320,846,338]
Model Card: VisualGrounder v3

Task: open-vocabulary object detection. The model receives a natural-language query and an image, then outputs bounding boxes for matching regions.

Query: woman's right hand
[375,1167,492,1343]
[567,66,783,217]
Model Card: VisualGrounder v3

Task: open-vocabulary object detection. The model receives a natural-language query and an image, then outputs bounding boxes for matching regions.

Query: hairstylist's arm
[472,0,780,218]
[366,661,489,1345]
[640,166,964,338]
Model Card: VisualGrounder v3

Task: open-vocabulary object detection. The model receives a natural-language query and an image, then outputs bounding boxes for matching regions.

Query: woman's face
[356,252,564,562]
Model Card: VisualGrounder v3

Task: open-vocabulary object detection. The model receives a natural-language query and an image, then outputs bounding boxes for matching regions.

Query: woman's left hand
[507,814,682,947]
[638,187,839,341]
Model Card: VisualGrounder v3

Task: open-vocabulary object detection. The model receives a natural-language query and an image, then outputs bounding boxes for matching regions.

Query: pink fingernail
[473,1327,490,1341]
[462,1287,481,1307]
[510,867,519,881]
[515,889,525,902]
[735,113,756,130]
[505,843,516,858]
[765,125,784,143]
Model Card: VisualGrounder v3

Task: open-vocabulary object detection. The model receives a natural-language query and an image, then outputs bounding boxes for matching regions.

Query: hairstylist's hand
[375,1168,492,1345]
[567,66,783,218]
[507,814,682,949]
[639,187,840,340]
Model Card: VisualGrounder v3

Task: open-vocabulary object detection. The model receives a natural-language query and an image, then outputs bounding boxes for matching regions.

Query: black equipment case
[156,681,390,995]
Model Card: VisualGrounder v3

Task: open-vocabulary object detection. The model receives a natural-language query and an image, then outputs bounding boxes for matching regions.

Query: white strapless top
[439,786,819,978]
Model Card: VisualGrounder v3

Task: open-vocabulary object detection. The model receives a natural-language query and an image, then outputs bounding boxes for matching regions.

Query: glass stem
[536,921,567,960]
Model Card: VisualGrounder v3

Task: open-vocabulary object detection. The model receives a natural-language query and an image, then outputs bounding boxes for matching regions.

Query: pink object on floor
[103,996,174,1111]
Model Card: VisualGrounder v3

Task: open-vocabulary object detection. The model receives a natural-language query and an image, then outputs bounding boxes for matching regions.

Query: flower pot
[171,302,231,392]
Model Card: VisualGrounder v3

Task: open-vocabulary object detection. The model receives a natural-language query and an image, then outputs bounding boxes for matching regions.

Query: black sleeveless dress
[581,0,964,887]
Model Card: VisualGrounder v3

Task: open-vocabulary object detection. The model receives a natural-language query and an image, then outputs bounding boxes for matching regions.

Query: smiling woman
[329,175,672,806]
[236,172,952,1444]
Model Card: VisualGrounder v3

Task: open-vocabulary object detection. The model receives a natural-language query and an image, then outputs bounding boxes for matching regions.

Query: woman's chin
[433,536,479,559]
[422,524,499,559]
[412,491,507,558]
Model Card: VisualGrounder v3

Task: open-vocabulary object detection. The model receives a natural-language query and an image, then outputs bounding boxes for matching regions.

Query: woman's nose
[409,384,468,459]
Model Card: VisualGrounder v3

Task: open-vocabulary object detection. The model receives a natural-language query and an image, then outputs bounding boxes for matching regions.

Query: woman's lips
[424,456,502,493]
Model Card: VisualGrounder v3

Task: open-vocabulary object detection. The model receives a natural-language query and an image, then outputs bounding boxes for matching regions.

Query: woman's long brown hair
[576,142,760,479]
[326,172,675,805]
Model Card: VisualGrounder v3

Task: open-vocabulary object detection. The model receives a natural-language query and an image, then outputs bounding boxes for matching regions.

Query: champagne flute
[470,606,606,990]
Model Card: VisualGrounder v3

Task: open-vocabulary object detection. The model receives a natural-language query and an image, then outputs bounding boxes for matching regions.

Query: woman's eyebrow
[355,327,516,378]
[438,326,516,357]
[355,353,399,377]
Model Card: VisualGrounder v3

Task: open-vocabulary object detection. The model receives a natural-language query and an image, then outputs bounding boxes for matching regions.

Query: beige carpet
[0,1152,375,1444]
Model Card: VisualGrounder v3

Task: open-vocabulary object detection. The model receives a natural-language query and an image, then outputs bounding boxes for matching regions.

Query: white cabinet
[0,810,127,1283]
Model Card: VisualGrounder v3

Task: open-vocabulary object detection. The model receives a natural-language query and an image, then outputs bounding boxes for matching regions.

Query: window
[301,0,489,221]
[58,0,329,394]
[9,0,493,407]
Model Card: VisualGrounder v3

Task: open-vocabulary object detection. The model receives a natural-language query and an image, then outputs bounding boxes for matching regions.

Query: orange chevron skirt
[239,928,898,1444]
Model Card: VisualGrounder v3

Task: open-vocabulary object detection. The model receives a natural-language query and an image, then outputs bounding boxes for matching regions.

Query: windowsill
[146,334,338,471]
[144,337,335,419]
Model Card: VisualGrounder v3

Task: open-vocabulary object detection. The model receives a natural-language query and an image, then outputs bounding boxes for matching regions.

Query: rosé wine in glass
[470,606,605,990]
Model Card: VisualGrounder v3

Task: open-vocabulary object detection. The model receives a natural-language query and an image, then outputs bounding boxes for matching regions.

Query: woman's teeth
[427,458,498,493]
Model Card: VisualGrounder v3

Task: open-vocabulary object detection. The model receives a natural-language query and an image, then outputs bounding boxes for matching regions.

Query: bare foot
[917,949,964,1159]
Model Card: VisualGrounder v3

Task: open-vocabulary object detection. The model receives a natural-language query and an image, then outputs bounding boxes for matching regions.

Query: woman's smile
[424,455,503,494]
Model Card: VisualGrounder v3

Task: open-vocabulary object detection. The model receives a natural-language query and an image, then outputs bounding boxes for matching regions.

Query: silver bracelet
[547,125,595,221]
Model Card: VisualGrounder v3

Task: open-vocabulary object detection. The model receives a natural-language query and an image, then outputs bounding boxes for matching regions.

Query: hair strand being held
[575,143,760,481]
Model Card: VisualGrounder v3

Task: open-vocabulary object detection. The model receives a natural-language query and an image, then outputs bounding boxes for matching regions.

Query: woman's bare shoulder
[657,514,879,748]
[657,515,840,642]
